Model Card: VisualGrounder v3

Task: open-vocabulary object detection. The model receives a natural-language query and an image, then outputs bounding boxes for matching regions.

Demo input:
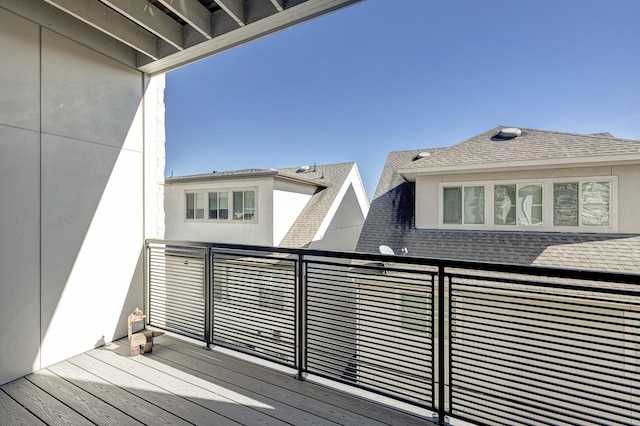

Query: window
[443,186,485,224]
[208,191,229,219]
[258,273,284,310]
[554,181,610,227]
[186,192,205,219]
[494,184,543,225]
[186,188,256,221]
[400,291,428,333]
[233,190,256,220]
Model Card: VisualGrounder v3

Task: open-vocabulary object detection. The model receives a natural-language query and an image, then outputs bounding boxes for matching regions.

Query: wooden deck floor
[0,335,430,425]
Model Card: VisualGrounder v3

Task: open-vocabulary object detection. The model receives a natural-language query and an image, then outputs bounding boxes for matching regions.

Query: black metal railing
[146,239,640,426]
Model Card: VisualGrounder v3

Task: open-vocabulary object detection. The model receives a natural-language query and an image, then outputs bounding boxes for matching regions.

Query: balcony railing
[146,239,640,426]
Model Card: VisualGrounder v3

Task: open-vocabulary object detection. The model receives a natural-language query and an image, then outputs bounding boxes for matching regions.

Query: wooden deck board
[47,360,192,426]
[1,377,91,425]
[0,389,46,426]
[69,352,239,425]
[25,369,143,426]
[109,339,359,426]
[156,336,429,426]
[2,335,430,425]
[88,345,291,426]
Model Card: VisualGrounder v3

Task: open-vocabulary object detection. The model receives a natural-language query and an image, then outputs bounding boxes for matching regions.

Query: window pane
[554,183,578,226]
[219,192,228,219]
[494,185,516,225]
[517,184,543,225]
[401,292,427,333]
[244,191,255,220]
[233,191,244,220]
[443,187,462,224]
[208,192,218,219]
[464,186,485,224]
[581,182,610,226]
[186,193,195,219]
[195,192,205,219]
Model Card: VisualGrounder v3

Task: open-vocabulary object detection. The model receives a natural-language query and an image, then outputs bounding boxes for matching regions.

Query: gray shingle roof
[356,127,640,273]
[398,126,640,172]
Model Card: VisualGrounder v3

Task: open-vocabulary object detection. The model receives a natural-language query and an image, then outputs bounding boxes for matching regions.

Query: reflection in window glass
[494,185,516,225]
[401,292,428,333]
[244,191,255,220]
[581,182,610,226]
[219,192,229,219]
[443,187,462,224]
[186,193,195,219]
[208,191,229,220]
[195,192,205,219]
[464,186,485,224]
[554,183,578,226]
[233,191,244,220]
[517,184,543,225]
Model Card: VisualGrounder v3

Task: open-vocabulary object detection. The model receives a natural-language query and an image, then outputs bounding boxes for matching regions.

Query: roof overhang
[32,0,365,75]
[398,154,640,182]
[166,170,328,188]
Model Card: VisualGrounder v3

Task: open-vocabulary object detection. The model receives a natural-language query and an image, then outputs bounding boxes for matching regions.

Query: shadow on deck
[0,335,430,425]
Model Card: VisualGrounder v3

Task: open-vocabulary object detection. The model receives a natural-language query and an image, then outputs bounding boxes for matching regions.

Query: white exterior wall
[415,165,639,233]
[309,164,369,251]
[164,178,276,245]
[0,5,162,384]
[273,180,315,246]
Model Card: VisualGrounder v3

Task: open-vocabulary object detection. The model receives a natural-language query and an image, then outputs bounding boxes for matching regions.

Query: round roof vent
[498,127,522,139]
[412,151,431,161]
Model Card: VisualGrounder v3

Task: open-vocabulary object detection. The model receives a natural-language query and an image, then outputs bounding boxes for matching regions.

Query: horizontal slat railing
[146,239,640,425]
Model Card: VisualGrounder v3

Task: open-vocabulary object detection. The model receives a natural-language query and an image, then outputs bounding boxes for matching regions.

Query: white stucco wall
[310,164,370,251]
[414,164,638,233]
[273,179,316,246]
[164,178,276,246]
[0,5,161,384]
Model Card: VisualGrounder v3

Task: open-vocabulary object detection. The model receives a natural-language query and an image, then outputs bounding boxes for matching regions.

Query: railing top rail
[145,239,640,285]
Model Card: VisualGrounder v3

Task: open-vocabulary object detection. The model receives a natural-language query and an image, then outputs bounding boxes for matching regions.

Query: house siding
[0,6,160,384]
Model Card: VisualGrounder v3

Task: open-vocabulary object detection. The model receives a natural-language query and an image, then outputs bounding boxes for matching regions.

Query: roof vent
[412,151,431,161]
[497,127,522,139]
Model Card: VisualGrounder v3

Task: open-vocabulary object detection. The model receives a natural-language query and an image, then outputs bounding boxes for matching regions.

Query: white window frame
[184,187,258,223]
[438,176,617,233]
[441,185,486,226]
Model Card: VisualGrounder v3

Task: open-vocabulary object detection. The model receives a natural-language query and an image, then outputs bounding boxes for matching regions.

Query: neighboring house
[357,126,640,272]
[165,162,369,251]
[349,126,640,403]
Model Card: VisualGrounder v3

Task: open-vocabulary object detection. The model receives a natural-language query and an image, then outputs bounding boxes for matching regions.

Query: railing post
[438,264,446,425]
[296,253,307,380]
[204,246,212,348]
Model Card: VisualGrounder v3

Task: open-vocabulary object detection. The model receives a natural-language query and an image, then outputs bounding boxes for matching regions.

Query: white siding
[273,180,315,246]
[165,178,275,246]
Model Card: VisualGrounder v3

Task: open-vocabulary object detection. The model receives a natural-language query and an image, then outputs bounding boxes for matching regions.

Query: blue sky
[165,0,640,199]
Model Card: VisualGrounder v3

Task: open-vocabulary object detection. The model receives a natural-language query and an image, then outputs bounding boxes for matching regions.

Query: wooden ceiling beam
[269,0,283,12]
[43,0,159,59]
[100,0,184,50]
[214,0,245,26]
[155,0,213,39]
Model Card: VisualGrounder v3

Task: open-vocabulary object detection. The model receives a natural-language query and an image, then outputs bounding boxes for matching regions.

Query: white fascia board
[140,0,364,75]
[100,0,184,50]
[398,154,640,181]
